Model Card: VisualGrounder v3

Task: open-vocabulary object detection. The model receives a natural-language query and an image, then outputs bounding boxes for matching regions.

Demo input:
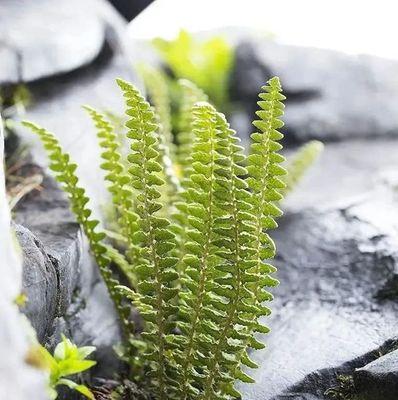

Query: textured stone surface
[239,189,398,399]
[0,127,47,399]
[282,138,398,211]
[14,167,122,382]
[237,137,398,399]
[354,349,398,400]
[230,39,398,144]
[0,0,105,85]
[15,223,59,342]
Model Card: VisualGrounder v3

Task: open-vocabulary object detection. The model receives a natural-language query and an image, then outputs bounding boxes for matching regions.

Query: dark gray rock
[239,187,398,399]
[0,0,105,85]
[15,174,82,326]
[283,138,398,211]
[0,135,47,398]
[16,40,139,218]
[354,348,398,400]
[231,39,398,144]
[15,223,59,341]
[14,168,122,380]
[107,0,154,20]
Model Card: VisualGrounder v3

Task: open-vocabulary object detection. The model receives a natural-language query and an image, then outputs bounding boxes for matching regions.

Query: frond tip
[282,139,324,197]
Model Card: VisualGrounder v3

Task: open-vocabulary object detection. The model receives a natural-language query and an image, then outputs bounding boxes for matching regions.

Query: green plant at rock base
[324,375,359,400]
[34,335,96,399]
[24,76,286,399]
[152,30,234,110]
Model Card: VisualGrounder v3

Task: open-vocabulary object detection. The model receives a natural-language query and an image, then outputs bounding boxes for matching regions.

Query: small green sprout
[38,335,96,399]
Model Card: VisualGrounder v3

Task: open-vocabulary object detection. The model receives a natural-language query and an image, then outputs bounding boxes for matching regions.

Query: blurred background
[129,0,398,59]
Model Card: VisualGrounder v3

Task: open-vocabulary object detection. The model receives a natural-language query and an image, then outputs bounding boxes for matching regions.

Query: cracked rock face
[15,223,59,342]
[230,39,398,144]
[0,0,105,85]
[14,169,123,385]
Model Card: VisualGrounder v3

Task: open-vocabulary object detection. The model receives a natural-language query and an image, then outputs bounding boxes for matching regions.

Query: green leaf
[57,378,95,400]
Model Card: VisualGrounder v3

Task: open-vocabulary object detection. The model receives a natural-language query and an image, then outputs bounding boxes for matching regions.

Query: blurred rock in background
[107,0,154,20]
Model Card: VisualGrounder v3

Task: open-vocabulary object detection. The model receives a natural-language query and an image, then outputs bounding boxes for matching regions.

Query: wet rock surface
[234,103,398,398]
[0,0,106,85]
[354,348,398,400]
[230,39,398,144]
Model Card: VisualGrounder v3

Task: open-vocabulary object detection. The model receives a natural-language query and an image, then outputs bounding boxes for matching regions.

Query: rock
[15,223,59,342]
[283,138,398,211]
[16,31,139,219]
[0,129,47,399]
[0,44,19,85]
[12,163,123,375]
[8,1,135,385]
[0,0,106,85]
[15,174,83,330]
[239,188,398,399]
[51,240,123,382]
[230,39,398,144]
[107,0,154,20]
[354,348,398,400]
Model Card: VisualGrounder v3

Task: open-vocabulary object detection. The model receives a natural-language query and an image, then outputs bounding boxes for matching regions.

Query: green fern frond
[84,106,141,267]
[282,140,323,197]
[241,76,286,365]
[199,110,258,400]
[116,78,179,400]
[139,65,181,203]
[139,65,173,152]
[170,81,210,273]
[21,121,132,335]
[172,102,223,399]
[153,30,233,109]
[176,79,208,178]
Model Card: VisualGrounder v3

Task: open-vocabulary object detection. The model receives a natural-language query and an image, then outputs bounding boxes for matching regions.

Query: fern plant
[24,76,286,399]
